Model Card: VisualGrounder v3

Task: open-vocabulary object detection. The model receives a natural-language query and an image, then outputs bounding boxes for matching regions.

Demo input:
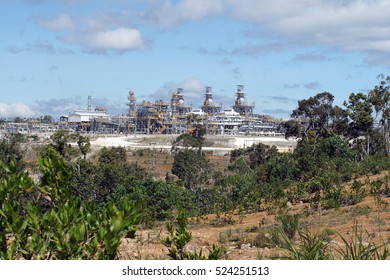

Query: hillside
[119,171,390,260]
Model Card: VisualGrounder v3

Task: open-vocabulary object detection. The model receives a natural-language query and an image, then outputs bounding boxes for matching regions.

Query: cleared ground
[89,134,296,153]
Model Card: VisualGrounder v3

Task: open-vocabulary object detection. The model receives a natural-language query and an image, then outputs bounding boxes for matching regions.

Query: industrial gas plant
[4,85,282,136]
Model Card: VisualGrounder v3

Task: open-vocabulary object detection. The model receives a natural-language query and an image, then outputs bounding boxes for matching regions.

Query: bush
[346,180,366,205]
[275,212,300,240]
[336,224,390,260]
[0,149,138,260]
[280,230,332,260]
[162,211,224,260]
[108,179,196,224]
[172,150,210,189]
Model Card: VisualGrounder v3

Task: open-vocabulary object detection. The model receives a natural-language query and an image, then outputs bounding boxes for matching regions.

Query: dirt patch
[119,171,390,260]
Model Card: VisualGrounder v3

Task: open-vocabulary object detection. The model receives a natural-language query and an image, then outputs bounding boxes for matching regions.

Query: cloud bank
[33,1,390,58]
[0,103,36,118]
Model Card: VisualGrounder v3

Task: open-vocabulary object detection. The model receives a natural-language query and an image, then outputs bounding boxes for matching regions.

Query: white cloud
[35,1,390,56]
[144,0,225,27]
[179,78,206,98]
[175,0,224,21]
[38,11,145,53]
[227,0,390,54]
[39,13,74,31]
[148,78,206,106]
[86,28,144,51]
[145,0,390,55]
[80,11,134,32]
[0,103,36,118]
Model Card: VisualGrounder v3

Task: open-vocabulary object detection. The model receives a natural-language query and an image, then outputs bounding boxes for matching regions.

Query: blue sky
[1,0,390,119]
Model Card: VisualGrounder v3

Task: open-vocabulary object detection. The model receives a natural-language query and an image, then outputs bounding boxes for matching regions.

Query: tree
[229,142,279,169]
[247,143,279,168]
[0,134,25,167]
[172,150,210,189]
[292,135,354,180]
[171,124,206,153]
[343,92,374,157]
[285,92,348,140]
[368,74,390,155]
[98,146,126,165]
[71,156,147,205]
[41,115,54,123]
[50,130,78,158]
[282,119,302,140]
[291,92,333,137]
[77,135,91,159]
[72,159,98,202]
[13,117,24,123]
[109,179,195,223]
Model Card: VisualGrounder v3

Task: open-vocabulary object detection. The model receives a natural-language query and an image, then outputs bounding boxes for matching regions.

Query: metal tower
[232,85,255,116]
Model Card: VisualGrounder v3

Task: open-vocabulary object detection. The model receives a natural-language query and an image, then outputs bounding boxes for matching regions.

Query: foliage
[77,135,91,159]
[368,74,390,155]
[285,92,348,139]
[71,149,147,204]
[280,230,332,260]
[0,134,25,168]
[0,150,138,260]
[172,150,210,189]
[227,157,252,174]
[171,125,206,153]
[108,179,195,224]
[276,211,300,240]
[50,130,79,159]
[280,224,390,260]
[346,180,365,205]
[262,152,299,182]
[282,119,301,140]
[98,146,127,164]
[344,92,374,156]
[230,143,278,169]
[162,211,224,260]
[218,173,260,212]
[336,223,390,260]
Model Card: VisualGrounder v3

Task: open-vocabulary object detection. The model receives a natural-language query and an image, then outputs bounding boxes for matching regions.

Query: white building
[68,109,110,123]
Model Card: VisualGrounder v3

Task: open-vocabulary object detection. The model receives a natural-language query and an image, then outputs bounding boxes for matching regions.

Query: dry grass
[119,171,390,260]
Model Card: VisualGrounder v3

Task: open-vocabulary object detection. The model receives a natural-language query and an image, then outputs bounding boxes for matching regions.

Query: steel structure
[58,85,281,135]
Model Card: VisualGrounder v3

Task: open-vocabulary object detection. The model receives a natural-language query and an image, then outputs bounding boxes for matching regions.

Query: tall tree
[50,130,73,158]
[41,115,54,123]
[285,92,348,140]
[172,150,210,190]
[77,135,91,159]
[171,124,206,153]
[343,92,374,156]
[368,74,390,155]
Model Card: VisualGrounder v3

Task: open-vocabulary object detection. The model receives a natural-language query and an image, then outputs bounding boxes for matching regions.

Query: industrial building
[65,85,281,136]
[3,85,281,136]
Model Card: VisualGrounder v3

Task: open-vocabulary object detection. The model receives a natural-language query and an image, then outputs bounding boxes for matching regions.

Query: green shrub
[0,149,138,260]
[162,211,224,260]
[336,224,390,260]
[280,230,332,260]
[275,212,300,240]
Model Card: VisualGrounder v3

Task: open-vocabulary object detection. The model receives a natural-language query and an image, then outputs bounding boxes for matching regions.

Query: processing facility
[47,85,281,136]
